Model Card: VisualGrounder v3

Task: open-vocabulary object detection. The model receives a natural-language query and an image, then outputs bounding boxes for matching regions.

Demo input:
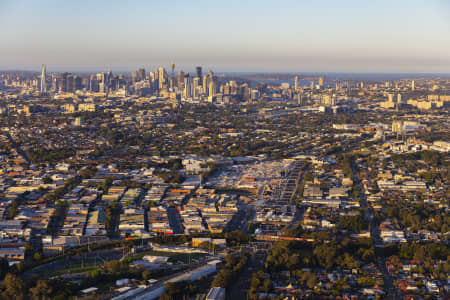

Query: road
[5,131,31,164]
[226,252,265,300]
[167,207,183,234]
[352,162,398,299]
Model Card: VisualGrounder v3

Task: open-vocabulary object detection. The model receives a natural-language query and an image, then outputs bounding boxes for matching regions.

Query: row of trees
[249,270,274,299]
[382,201,449,233]
[25,148,75,164]
[105,201,122,237]
[211,253,249,288]
[266,238,375,272]
[0,273,76,300]
[338,214,369,231]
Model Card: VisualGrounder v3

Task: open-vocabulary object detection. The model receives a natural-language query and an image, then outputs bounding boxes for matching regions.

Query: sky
[0,0,450,73]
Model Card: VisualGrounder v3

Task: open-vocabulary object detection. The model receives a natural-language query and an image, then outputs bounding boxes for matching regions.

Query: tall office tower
[360,81,364,89]
[193,77,200,98]
[184,75,193,99]
[158,67,166,81]
[89,74,98,92]
[297,93,303,106]
[138,68,146,81]
[196,66,202,84]
[168,77,175,90]
[203,74,209,95]
[397,93,402,104]
[58,72,69,92]
[193,77,200,91]
[74,75,82,91]
[40,64,47,94]
[170,62,175,79]
[208,70,214,90]
[131,71,138,82]
[96,73,106,84]
[158,67,166,90]
[67,74,76,92]
[411,80,415,91]
[294,76,299,90]
[318,77,324,89]
[310,80,314,90]
[208,80,216,97]
[177,71,185,89]
[223,84,231,95]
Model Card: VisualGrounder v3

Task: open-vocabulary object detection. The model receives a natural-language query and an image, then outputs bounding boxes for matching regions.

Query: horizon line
[1,68,450,77]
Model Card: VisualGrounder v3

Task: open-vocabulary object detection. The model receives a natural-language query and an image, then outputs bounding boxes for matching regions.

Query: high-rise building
[196,66,202,84]
[158,67,166,90]
[177,71,185,89]
[397,93,402,104]
[203,74,209,95]
[294,76,299,90]
[297,93,304,106]
[411,80,415,91]
[40,64,47,94]
[318,77,324,89]
[138,68,146,81]
[131,71,138,83]
[184,75,193,99]
[209,80,216,97]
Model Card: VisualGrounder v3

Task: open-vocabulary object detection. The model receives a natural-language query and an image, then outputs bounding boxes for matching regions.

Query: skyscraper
[184,75,193,99]
[131,71,138,83]
[177,71,185,89]
[411,80,415,91]
[196,66,202,84]
[138,68,146,81]
[40,64,47,94]
[297,93,304,106]
[203,74,209,95]
[318,77,324,89]
[209,80,216,97]
[294,76,299,90]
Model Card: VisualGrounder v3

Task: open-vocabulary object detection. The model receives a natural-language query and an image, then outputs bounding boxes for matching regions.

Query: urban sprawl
[0,65,448,300]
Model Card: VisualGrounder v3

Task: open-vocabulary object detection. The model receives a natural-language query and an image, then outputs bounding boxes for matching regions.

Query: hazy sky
[1,0,450,73]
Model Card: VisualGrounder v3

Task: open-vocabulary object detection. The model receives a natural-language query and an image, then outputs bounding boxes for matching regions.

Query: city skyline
[1,0,450,73]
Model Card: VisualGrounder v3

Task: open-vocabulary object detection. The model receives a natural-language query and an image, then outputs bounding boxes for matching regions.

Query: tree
[2,273,26,300]
[211,269,232,288]
[7,200,19,220]
[358,276,375,287]
[42,177,53,184]
[313,243,337,270]
[142,270,152,280]
[0,258,9,280]
[262,279,273,293]
[104,260,127,273]
[29,280,52,300]
[306,274,318,289]
[33,252,42,261]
